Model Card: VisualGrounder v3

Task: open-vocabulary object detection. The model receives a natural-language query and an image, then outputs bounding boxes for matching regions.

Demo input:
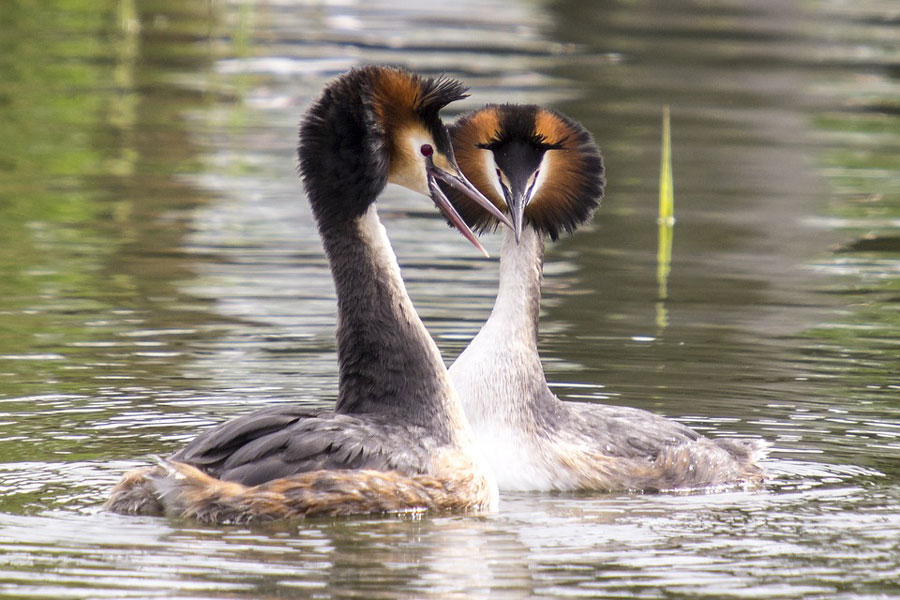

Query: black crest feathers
[297,65,469,225]
[415,75,469,121]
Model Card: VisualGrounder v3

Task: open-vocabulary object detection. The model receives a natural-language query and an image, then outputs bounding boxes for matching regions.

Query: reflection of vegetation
[816,111,900,221]
[807,104,900,388]
[1,1,122,402]
[656,105,674,331]
[799,102,900,475]
[0,1,219,406]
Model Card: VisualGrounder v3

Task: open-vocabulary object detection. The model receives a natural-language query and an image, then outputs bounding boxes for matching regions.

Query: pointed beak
[505,177,532,244]
[428,177,490,257]
[508,190,527,244]
[428,164,514,231]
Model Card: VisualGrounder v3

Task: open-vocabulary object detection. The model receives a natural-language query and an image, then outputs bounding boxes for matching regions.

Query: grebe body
[446,104,766,492]
[105,66,509,522]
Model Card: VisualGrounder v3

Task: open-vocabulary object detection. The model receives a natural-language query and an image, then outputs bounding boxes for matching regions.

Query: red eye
[420,144,434,157]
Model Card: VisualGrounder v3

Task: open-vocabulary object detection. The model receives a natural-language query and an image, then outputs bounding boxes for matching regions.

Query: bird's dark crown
[297,65,468,226]
[448,104,605,240]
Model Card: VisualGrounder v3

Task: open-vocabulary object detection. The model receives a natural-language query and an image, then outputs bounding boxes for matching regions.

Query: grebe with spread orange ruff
[445,104,767,492]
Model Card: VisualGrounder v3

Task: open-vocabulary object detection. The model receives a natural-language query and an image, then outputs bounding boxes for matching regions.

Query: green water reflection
[0,0,220,404]
[0,0,898,597]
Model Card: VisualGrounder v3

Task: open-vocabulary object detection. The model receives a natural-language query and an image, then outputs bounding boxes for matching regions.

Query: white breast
[469,421,578,492]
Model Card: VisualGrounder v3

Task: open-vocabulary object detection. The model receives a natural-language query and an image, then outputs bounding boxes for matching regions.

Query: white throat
[450,226,544,411]
[355,206,496,496]
[449,226,565,490]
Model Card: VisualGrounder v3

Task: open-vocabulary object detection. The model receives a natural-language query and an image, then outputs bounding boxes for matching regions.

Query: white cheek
[531,152,552,198]
[481,150,505,200]
[391,134,431,196]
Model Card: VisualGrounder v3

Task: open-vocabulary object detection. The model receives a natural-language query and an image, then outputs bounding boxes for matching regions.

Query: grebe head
[298,66,512,253]
[447,104,604,241]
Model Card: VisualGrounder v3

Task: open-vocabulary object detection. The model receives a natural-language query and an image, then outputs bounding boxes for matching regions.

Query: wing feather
[170,405,434,486]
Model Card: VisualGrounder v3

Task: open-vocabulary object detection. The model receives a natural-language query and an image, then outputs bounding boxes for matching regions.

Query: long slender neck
[450,226,556,425]
[319,205,467,442]
[491,225,544,346]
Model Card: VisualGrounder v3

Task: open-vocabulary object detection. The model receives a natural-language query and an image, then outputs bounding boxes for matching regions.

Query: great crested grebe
[105,66,512,523]
[445,104,766,492]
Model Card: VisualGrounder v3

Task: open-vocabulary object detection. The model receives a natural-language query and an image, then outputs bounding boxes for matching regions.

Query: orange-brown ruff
[105,66,501,523]
[445,104,767,492]
[450,105,601,240]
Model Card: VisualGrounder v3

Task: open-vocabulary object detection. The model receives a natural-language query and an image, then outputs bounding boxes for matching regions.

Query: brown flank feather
[106,453,494,524]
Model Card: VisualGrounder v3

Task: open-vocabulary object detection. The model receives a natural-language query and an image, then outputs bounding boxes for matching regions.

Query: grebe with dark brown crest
[445,104,767,492]
[105,66,512,523]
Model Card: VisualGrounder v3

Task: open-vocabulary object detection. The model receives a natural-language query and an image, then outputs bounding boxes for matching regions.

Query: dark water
[1,0,898,597]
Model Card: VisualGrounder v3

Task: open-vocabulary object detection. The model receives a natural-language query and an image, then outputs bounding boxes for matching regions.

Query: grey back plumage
[171,405,438,486]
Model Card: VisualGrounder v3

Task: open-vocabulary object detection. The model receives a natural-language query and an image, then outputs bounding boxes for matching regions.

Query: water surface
[0,0,898,598]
